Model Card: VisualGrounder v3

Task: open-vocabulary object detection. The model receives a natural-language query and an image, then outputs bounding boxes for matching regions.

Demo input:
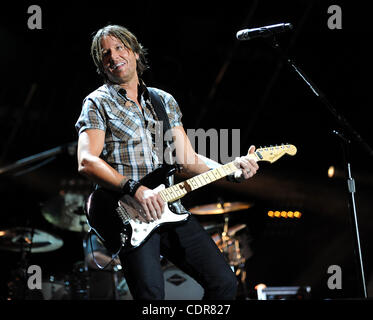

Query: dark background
[0,0,372,300]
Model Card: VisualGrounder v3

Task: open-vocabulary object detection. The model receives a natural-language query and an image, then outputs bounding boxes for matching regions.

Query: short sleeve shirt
[75,82,183,181]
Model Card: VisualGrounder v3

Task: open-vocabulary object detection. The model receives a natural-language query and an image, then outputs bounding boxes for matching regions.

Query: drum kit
[0,179,93,300]
[165,200,254,300]
[1,179,254,300]
[190,201,253,268]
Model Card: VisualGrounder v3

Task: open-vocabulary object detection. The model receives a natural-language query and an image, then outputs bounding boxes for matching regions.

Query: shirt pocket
[105,108,142,142]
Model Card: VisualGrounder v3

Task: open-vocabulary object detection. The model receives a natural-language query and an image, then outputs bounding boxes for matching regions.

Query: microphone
[236,23,293,41]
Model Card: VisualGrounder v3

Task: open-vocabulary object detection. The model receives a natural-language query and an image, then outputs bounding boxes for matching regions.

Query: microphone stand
[264,36,371,299]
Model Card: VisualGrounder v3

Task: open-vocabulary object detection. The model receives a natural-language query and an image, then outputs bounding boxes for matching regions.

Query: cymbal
[189,202,253,215]
[41,192,89,232]
[0,227,63,253]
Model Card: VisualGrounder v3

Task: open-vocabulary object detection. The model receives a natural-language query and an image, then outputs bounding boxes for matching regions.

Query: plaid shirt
[75,82,187,212]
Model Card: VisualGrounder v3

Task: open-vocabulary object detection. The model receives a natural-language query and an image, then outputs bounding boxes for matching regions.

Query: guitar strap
[147,87,175,168]
[147,87,172,135]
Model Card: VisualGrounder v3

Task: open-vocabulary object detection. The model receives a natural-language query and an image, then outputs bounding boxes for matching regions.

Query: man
[75,25,259,300]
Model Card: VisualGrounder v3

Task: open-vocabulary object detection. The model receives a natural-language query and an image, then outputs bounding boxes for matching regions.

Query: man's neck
[118,76,139,102]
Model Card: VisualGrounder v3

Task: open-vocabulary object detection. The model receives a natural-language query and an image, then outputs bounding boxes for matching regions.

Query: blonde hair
[90,25,149,81]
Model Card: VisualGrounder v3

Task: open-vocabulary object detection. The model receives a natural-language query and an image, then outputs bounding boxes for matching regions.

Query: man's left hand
[233,145,259,182]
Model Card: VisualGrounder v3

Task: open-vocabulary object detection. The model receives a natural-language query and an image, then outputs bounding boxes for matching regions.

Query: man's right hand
[134,185,165,222]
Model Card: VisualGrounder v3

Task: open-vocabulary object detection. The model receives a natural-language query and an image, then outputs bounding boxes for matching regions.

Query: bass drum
[163,264,204,300]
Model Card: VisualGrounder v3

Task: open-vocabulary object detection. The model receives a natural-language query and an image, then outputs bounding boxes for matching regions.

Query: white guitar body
[117,184,190,249]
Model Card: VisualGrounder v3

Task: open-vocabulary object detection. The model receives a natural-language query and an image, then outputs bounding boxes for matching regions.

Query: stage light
[328,165,335,178]
[267,210,302,218]
[294,211,301,218]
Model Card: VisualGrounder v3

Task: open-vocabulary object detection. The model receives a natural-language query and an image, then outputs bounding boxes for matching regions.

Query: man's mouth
[112,62,125,70]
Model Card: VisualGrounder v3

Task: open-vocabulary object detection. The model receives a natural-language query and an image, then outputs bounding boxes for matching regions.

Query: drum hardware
[0,227,64,300]
[68,261,90,300]
[190,199,254,299]
[190,200,253,266]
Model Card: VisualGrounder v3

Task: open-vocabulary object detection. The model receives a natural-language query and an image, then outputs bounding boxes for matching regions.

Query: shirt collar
[106,79,150,103]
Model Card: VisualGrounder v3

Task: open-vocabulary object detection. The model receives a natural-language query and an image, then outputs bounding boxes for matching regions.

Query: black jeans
[118,215,238,300]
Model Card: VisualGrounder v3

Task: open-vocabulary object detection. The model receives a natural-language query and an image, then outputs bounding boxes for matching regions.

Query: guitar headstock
[253,144,297,163]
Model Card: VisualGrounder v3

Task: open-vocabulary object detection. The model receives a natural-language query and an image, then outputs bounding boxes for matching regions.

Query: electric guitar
[85,144,297,254]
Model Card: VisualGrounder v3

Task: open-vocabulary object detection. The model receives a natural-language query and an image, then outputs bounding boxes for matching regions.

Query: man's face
[100,35,139,84]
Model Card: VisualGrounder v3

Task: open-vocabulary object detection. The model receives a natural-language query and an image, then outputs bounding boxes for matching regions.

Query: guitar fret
[216,167,225,177]
[172,185,181,196]
[165,190,173,201]
[176,184,183,194]
[165,191,171,201]
[207,172,214,181]
[202,173,210,183]
[212,170,220,179]
[165,187,174,200]
[196,175,204,186]
[207,171,216,181]
[177,184,187,195]
[214,170,221,179]
[216,169,224,178]
[186,178,195,190]
[168,187,175,198]
[189,178,198,190]
[159,190,169,202]
[170,187,178,199]
[199,173,206,184]
[221,165,230,175]
[206,172,212,179]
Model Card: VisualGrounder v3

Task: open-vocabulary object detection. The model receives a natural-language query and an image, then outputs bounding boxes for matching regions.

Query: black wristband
[121,179,142,196]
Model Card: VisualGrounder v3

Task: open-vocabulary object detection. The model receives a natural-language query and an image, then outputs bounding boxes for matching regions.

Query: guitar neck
[159,153,260,203]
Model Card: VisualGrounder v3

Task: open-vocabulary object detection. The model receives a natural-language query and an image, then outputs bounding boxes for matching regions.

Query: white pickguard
[118,184,189,248]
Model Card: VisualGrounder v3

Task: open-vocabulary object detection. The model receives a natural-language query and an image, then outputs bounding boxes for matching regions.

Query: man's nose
[109,50,120,63]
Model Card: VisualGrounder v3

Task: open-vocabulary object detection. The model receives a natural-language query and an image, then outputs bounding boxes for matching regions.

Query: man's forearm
[180,154,220,176]
[78,155,127,191]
